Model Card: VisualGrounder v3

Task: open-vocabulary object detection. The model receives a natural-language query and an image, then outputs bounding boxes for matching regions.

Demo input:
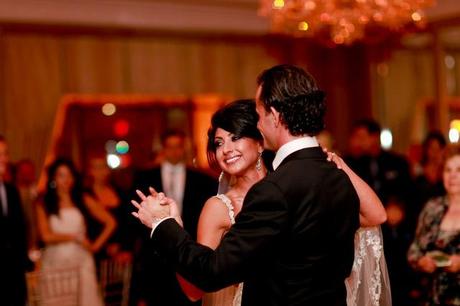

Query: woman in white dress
[37,158,116,306]
[175,100,390,306]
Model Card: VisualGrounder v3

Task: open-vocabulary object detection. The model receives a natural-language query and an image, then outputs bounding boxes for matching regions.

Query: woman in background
[408,146,460,306]
[37,158,116,306]
[85,156,123,261]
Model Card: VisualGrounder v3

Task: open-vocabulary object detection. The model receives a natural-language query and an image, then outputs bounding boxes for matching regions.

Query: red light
[120,154,132,167]
[114,119,129,137]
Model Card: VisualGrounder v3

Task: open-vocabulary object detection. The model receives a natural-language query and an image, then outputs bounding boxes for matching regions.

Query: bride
[171,99,391,306]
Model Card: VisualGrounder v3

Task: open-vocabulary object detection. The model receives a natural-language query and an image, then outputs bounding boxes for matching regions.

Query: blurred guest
[84,156,123,261]
[37,158,116,306]
[133,130,218,306]
[411,131,447,230]
[344,119,415,305]
[14,159,39,253]
[0,136,30,306]
[408,146,460,306]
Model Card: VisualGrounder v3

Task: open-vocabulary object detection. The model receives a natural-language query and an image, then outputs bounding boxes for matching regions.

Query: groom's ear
[270,106,281,127]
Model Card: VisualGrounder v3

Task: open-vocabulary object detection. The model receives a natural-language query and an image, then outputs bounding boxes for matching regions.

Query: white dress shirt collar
[272,136,319,170]
[161,161,185,172]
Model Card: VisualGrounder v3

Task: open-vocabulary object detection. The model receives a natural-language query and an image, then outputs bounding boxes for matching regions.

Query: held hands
[131,187,182,228]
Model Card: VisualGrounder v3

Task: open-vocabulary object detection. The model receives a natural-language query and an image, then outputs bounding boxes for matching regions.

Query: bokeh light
[449,128,460,143]
[114,119,130,137]
[102,103,116,116]
[116,140,130,154]
[105,140,117,153]
[380,128,393,150]
[106,154,121,169]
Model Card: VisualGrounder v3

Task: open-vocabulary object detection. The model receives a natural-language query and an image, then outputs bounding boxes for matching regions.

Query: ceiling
[0,0,458,35]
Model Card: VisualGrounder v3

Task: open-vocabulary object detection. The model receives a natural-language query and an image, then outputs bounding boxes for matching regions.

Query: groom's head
[255,64,326,150]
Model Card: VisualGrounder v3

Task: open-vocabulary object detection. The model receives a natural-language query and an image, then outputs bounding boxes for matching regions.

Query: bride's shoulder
[199,196,233,229]
[202,195,232,215]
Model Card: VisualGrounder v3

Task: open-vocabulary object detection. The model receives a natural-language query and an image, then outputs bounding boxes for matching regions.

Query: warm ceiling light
[259,0,436,45]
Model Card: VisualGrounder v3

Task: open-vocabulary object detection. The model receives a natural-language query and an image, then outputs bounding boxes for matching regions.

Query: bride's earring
[256,152,262,171]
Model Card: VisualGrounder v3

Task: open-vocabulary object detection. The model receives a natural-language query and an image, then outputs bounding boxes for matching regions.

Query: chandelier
[259,0,435,45]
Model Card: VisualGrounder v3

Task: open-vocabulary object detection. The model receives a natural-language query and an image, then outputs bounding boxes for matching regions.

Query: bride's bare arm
[328,153,387,227]
[177,196,232,301]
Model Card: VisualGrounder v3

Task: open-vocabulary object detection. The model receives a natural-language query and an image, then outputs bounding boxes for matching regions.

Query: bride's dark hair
[207,99,263,170]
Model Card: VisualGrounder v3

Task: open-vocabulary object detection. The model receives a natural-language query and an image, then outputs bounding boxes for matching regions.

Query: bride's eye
[214,140,223,148]
[231,135,241,142]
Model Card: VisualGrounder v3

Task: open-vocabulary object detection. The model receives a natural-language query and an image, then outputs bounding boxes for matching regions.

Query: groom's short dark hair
[257,64,326,136]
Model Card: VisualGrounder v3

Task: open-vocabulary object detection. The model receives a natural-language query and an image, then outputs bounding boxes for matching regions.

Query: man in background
[133,130,217,306]
[0,136,30,306]
[14,159,39,254]
[345,119,415,306]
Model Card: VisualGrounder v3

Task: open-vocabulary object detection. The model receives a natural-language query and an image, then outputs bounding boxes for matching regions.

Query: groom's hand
[131,190,171,229]
[148,187,184,227]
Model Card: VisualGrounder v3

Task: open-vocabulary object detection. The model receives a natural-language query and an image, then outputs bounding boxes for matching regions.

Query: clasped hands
[131,187,183,229]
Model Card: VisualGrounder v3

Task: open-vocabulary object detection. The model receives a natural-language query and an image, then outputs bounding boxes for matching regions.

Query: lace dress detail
[345,227,391,306]
[202,194,243,306]
[215,194,235,225]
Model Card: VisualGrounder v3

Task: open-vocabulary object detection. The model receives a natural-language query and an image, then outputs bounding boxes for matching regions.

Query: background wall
[0,27,372,171]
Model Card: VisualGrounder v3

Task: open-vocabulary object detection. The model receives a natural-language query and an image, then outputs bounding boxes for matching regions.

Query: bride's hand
[148,186,183,227]
[131,189,171,228]
[323,147,343,170]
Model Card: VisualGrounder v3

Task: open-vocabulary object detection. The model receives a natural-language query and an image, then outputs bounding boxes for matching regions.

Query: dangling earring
[219,171,224,182]
[256,152,262,171]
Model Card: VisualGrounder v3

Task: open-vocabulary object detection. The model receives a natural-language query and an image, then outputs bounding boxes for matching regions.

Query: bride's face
[214,127,262,176]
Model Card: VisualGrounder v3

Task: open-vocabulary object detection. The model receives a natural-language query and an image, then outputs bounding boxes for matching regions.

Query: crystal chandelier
[259,0,436,45]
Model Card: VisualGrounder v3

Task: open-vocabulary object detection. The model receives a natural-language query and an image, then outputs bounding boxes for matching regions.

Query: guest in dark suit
[133,65,360,306]
[345,119,415,305]
[133,130,218,306]
[0,136,30,306]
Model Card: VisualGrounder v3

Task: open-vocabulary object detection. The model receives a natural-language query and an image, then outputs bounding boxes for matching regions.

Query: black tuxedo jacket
[134,166,217,306]
[0,183,29,306]
[152,147,360,306]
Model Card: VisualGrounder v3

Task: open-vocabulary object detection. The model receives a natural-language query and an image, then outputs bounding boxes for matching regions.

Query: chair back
[99,259,132,306]
[26,266,80,306]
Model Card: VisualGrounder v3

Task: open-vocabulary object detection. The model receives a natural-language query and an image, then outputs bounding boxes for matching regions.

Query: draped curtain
[0,28,372,176]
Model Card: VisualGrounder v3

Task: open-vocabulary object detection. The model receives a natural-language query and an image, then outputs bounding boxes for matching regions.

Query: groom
[133,64,360,305]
